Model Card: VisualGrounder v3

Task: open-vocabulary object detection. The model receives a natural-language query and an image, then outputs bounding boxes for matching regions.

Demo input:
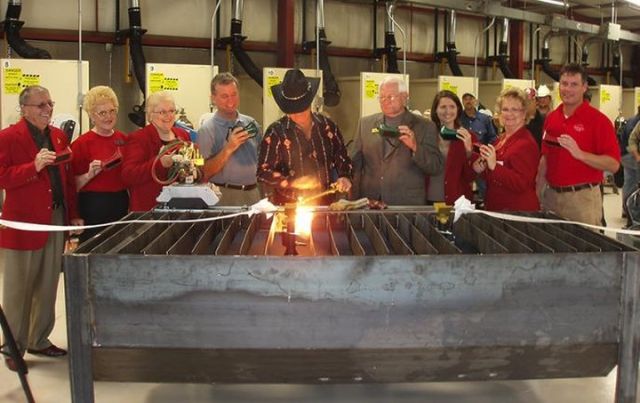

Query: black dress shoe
[27,344,67,357]
[5,357,28,373]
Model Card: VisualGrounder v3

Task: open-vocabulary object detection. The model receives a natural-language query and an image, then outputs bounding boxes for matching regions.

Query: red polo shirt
[542,101,620,187]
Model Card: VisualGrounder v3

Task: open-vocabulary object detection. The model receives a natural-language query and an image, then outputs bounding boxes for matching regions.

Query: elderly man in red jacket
[0,85,83,371]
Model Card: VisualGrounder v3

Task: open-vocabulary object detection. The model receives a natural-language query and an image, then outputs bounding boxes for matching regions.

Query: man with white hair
[351,76,443,205]
[0,85,84,371]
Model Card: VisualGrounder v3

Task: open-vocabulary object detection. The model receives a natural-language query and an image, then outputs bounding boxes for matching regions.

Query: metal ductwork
[229,0,263,87]
[610,43,622,85]
[580,36,604,86]
[315,0,341,107]
[536,30,562,82]
[444,10,463,76]
[2,0,51,59]
[126,0,147,127]
[497,18,514,78]
[383,1,400,73]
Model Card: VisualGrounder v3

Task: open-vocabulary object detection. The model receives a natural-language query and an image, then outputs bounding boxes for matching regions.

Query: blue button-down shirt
[460,111,497,145]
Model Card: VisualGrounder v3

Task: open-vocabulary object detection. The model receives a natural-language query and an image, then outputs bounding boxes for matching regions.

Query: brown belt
[214,182,257,191]
[548,182,600,193]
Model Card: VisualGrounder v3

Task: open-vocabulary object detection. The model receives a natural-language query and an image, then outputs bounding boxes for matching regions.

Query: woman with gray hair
[121,91,190,210]
[71,85,129,242]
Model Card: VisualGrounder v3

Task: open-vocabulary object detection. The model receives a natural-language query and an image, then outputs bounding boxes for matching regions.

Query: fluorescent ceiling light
[534,0,570,7]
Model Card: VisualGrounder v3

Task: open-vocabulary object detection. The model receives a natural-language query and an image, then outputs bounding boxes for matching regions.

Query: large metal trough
[64,208,640,402]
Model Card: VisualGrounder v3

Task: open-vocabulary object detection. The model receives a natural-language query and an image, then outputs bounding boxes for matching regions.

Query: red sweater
[121,124,190,211]
[71,130,128,192]
[0,119,79,250]
[483,126,540,212]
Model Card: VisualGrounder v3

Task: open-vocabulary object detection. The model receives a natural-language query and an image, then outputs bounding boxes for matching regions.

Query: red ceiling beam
[509,20,525,79]
[277,0,295,68]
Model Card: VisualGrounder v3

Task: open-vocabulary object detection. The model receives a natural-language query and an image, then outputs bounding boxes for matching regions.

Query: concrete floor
[0,190,636,403]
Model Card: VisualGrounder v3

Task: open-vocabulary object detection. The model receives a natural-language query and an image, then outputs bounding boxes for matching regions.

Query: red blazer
[483,126,540,212]
[0,119,79,250]
[121,124,190,211]
[425,133,478,205]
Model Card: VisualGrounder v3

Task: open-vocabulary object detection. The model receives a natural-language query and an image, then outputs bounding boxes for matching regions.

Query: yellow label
[266,75,281,98]
[365,79,378,99]
[3,67,22,94]
[149,72,165,93]
[441,81,458,94]
[21,73,40,88]
[163,77,179,91]
[601,89,611,104]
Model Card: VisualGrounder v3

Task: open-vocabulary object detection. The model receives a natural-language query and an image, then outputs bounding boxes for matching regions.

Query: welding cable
[151,140,186,185]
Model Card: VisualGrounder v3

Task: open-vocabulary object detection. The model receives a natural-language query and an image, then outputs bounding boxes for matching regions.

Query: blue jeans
[622,153,640,221]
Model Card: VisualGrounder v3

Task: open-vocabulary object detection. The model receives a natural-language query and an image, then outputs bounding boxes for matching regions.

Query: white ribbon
[0,199,279,233]
[452,195,640,236]
[1,196,639,238]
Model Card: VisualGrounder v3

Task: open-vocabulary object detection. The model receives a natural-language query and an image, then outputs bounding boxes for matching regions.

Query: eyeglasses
[22,101,55,109]
[500,107,524,114]
[94,109,117,118]
[152,109,177,117]
[378,95,401,102]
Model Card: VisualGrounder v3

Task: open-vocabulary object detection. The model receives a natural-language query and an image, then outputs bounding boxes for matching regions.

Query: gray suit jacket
[350,110,443,205]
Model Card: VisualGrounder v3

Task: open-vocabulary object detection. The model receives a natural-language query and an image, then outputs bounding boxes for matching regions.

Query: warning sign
[365,79,378,99]
[266,75,281,98]
[149,72,165,93]
[3,68,22,94]
[3,69,41,94]
[163,77,179,91]
[21,73,40,88]
[441,81,458,95]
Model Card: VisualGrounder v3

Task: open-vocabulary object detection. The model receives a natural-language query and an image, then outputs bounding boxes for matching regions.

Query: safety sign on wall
[3,67,41,94]
[148,72,180,93]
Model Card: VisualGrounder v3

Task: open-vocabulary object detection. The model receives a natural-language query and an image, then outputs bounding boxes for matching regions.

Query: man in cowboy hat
[198,72,262,206]
[536,84,553,116]
[257,69,352,204]
[350,76,443,205]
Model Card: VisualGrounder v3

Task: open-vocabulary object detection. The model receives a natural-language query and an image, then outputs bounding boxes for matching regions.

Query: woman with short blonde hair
[71,85,129,241]
[473,87,540,211]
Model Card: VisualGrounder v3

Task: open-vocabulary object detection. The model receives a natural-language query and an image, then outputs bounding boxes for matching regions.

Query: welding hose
[151,140,186,185]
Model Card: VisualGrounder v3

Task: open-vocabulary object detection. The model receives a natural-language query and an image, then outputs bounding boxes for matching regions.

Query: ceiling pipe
[225,0,263,87]
[610,42,622,86]
[497,18,514,78]
[302,0,341,106]
[126,0,147,127]
[536,30,563,82]
[474,17,495,80]
[581,36,607,86]
[383,1,400,73]
[2,0,51,59]
[437,9,463,76]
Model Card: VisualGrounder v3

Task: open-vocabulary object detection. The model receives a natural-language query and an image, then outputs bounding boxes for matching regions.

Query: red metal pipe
[277,0,294,67]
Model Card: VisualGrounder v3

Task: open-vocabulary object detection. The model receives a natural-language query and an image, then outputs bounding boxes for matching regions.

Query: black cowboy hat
[271,69,320,114]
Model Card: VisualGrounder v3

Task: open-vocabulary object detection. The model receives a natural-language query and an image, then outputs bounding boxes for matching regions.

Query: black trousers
[78,190,129,243]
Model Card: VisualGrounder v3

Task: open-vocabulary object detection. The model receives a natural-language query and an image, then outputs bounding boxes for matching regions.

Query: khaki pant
[218,187,261,206]
[2,207,64,353]
[542,185,602,226]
